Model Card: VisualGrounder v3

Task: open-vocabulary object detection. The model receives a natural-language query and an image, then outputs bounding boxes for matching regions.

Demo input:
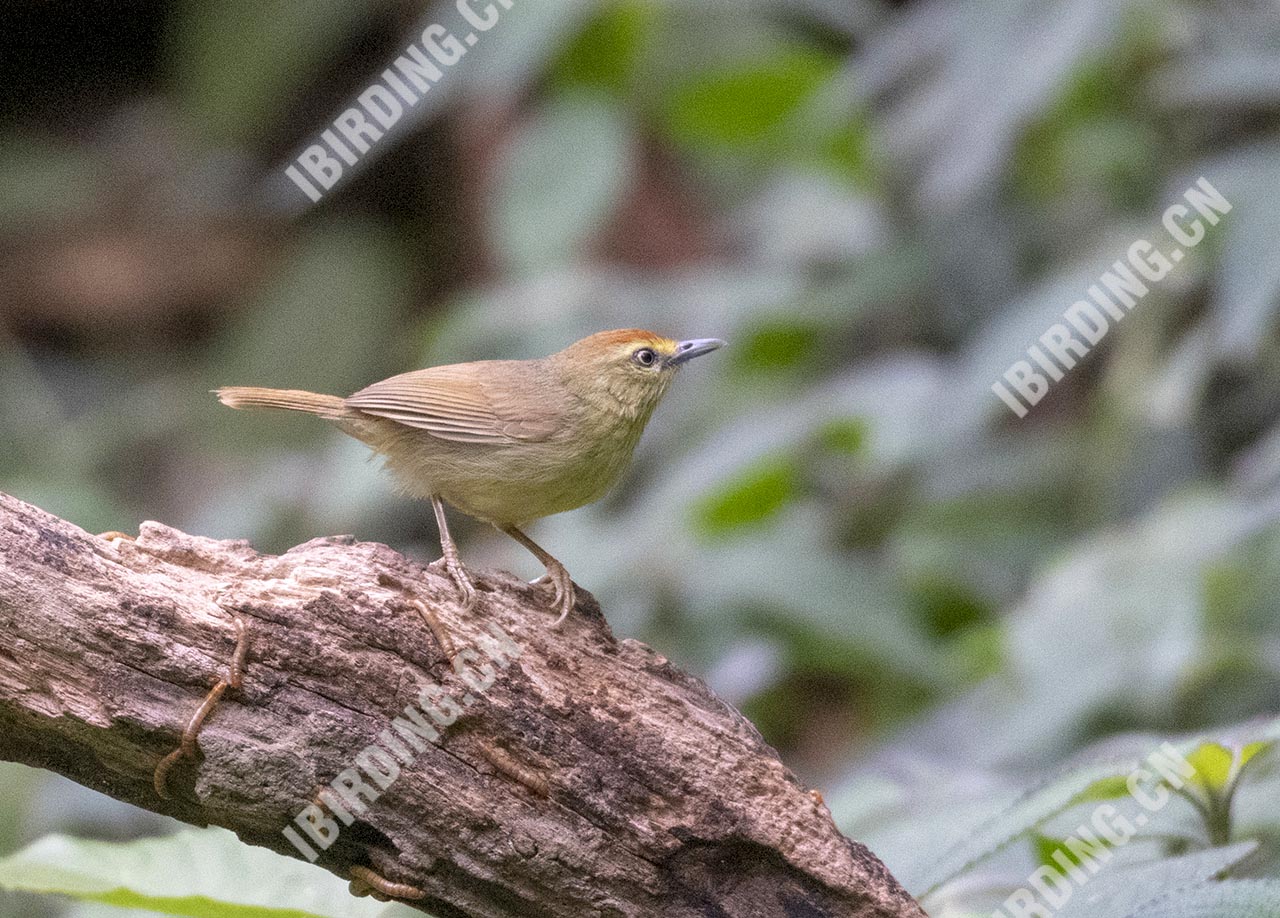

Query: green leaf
[1186,742,1236,793]
[816,117,874,187]
[734,321,822,372]
[945,621,1006,682]
[817,418,870,456]
[663,50,839,150]
[551,1,656,93]
[1033,832,1114,873]
[1074,774,1134,803]
[1238,740,1272,772]
[0,828,390,918]
[691,455,798,536]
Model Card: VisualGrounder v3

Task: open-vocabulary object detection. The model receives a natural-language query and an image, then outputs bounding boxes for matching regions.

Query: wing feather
[344,362,559,444]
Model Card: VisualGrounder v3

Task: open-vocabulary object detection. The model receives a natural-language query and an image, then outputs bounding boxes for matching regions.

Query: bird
[216,329,724,625]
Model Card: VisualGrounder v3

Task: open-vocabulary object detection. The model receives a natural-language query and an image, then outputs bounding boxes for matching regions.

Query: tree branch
[0,492,926,918]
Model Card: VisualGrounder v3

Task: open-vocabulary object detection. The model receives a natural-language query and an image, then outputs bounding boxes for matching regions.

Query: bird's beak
[666,338,725,367]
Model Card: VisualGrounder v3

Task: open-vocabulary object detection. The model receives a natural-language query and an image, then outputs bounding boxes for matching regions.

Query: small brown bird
[216,330,724,624]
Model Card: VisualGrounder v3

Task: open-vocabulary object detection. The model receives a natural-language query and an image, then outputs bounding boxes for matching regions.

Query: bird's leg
[501,525,575,626]
[431,495,477,611]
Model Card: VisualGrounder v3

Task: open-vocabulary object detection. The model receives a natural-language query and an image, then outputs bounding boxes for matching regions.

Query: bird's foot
[534,561,576,627]
[432,555,477,612]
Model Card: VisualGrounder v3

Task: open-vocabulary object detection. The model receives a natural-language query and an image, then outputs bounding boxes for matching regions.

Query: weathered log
[0,492,926,918]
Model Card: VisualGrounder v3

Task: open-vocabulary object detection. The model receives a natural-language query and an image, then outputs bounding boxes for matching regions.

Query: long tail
[215,386,348,419]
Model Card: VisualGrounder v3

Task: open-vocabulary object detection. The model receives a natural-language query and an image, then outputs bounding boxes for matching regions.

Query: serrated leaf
[920,761,1137,897]
[1126,878,1280,918]
[1054,842,1258,918]
[0,828,391,918]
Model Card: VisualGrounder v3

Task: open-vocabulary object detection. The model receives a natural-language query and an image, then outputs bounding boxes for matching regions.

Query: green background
[3,1,1280,915]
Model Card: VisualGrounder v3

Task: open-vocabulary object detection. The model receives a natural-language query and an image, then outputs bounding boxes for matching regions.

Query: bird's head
[552,329,725,420]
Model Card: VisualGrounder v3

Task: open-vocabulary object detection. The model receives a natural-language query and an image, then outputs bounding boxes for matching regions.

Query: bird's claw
[434,556,477,612]
[453,572,477,613]
[534,562,575,627]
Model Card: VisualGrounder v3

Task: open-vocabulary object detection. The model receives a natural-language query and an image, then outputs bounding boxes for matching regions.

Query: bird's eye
[634,348,657,367]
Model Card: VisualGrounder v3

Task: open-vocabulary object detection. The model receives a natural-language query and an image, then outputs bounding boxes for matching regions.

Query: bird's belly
[368,425,631,526]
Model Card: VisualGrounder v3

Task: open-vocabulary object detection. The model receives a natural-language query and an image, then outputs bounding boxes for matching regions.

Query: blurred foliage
[0,828,419,918]
[4,0,1280,914]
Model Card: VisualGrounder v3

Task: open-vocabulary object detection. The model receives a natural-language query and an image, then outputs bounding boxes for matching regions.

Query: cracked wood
[0,492,927,918]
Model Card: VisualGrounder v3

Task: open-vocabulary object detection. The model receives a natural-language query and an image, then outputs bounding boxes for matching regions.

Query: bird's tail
[215,387,348,419]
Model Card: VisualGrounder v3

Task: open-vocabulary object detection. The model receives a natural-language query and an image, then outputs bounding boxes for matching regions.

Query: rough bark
[0,492,927,918]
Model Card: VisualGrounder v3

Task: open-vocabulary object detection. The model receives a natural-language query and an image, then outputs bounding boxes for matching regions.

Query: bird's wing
[344,362,559,444]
